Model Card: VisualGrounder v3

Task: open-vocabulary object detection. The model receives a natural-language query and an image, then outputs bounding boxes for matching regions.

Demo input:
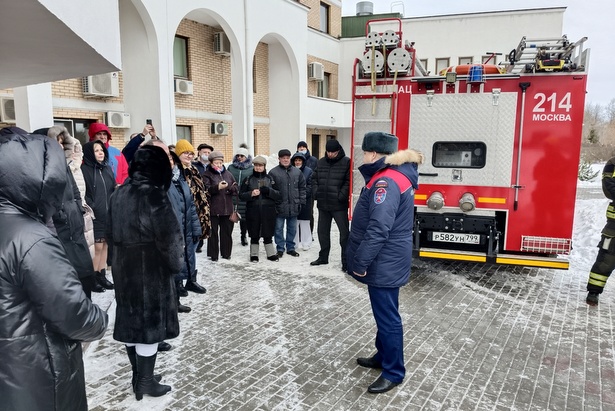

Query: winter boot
[185,269,206,294]
[134,353,171,400]
[175,280,188,297]
[241,235,248,246]
[587,292,599,306]
[250,244,260,262]
[265,243,279,262]
[125,346,161,392]
[96,268,114,290]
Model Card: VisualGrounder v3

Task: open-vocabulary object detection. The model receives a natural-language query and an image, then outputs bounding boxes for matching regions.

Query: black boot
[125,346,161,392]
[241,235,248,246]
[96,269,114,290]
[134,353,171,400]
[178,300,192,313]
[185,270,206,294]
[176,280,188,297]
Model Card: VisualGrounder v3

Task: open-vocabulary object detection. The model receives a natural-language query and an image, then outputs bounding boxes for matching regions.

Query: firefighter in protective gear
[586,158,615,305]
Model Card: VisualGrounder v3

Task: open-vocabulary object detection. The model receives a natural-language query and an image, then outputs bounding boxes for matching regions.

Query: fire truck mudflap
[350,19,589,270]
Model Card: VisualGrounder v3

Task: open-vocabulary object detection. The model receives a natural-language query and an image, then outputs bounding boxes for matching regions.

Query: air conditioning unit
[308,62,325,81]
[175,78,194,95]
[210,122,228,136]
[105,111,131,129]
[83,72,120,97]
[213,32,231,56]
[0,97,16,123]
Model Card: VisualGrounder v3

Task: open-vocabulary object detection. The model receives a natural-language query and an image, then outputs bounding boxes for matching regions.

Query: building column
[14,83,54,132]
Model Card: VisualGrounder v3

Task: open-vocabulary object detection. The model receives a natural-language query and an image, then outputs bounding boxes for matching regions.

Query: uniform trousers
[368,285,406,383]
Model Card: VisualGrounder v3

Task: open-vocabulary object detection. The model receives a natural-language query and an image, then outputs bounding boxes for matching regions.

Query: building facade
[0,1,568,160]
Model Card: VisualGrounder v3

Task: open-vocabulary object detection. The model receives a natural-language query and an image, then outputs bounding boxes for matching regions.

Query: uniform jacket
[312,148,351,211]
[291,152,314,220]
[346,150,423,288]
[202,164,238,216]
[269,163,307,217]
[107,146,184,344]
[228,155,254,217]
[81,141,116,239]
[601,157,615,236]
[0,127,108,411]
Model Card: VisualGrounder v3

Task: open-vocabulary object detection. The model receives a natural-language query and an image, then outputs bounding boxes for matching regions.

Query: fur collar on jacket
[385,149,424,166]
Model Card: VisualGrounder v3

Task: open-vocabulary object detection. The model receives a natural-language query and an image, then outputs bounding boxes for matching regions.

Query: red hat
[88,122,112,141]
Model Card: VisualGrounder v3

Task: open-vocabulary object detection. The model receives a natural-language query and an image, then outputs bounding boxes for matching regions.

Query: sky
[341,0,614,107]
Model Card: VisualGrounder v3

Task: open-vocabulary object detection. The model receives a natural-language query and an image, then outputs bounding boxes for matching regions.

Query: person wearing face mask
[296,141,317,171]
[227,145,254,246]
[202,151,239,261]
[81,140,117,292]
[291,152,313,251]
[193,143,214,177]
[297,141,317,235]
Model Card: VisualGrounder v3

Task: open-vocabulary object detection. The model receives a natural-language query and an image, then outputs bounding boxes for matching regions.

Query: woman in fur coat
[107,145,184,401]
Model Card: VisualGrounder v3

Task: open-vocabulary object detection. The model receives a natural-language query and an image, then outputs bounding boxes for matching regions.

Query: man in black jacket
[269,149,306,258]
[310,139,351,271]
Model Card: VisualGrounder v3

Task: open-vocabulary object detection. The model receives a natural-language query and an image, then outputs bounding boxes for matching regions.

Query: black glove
[260,186,270,195]
[193,236,200,244]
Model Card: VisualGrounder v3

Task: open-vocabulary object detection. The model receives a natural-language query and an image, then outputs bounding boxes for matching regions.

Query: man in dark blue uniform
[346,131,423,394]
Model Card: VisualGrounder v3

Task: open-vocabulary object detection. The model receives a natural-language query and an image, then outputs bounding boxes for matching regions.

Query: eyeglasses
[180,152,194,157]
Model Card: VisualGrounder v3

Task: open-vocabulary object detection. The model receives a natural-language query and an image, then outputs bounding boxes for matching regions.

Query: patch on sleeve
[374,187,387,204]
[374,179,389,188]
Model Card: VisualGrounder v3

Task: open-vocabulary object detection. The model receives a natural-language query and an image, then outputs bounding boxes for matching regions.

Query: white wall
[338,8,566,101]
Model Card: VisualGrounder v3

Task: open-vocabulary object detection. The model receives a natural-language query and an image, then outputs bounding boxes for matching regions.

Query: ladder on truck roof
[503,35,589,74]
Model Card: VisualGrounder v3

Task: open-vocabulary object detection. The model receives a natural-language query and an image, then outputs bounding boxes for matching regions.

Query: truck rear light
[459,192,476,212]
[426,191,444,210]
[521,236,572,255]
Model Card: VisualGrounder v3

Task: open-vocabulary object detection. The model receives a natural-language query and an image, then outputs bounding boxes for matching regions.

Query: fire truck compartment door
[409,92,518,188]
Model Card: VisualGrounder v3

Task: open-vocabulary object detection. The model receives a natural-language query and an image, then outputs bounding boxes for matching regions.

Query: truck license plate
[432,232,480,244]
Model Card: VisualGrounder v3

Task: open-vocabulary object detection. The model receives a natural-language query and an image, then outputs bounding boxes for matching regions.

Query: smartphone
[146,119,152,125]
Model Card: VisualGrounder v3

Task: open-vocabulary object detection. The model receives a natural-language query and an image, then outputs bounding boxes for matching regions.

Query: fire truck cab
[350,19,590,270]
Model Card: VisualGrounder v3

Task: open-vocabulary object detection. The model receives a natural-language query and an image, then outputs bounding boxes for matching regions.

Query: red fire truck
[350,18,590,269]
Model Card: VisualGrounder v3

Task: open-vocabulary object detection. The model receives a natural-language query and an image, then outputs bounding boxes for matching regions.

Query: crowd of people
[0,122,423,408]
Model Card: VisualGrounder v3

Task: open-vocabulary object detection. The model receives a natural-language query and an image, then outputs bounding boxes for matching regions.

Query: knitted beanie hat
[174,139,195,156]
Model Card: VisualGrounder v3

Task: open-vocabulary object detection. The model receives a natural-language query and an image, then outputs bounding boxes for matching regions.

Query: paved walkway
[84,192,615,410]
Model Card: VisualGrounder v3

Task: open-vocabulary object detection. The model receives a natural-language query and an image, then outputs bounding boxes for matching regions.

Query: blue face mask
[298,149,307,155]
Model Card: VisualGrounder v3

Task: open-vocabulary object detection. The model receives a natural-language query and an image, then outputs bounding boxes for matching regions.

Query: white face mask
[201,155,209,162]
[298,149,307,155]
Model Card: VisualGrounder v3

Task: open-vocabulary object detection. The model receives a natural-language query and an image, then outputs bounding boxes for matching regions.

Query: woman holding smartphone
[201,151,238,261]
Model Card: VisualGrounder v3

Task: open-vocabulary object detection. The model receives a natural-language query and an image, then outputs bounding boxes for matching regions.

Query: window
[320,2,330,33]
[173,36,188,78]
[176,125,192,144]
[432,142,487,169]
[482,55,498,65]
[317,73,330,98]
[435,58,450,75]
[458,57,473,65]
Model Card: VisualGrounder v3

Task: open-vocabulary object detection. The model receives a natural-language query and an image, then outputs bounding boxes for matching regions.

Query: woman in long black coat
[81,140,116,290]
[239,155,281,262]
[106,145,184,401]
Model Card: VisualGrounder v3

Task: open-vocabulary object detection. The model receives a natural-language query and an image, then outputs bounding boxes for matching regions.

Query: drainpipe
[244,0,255,152]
